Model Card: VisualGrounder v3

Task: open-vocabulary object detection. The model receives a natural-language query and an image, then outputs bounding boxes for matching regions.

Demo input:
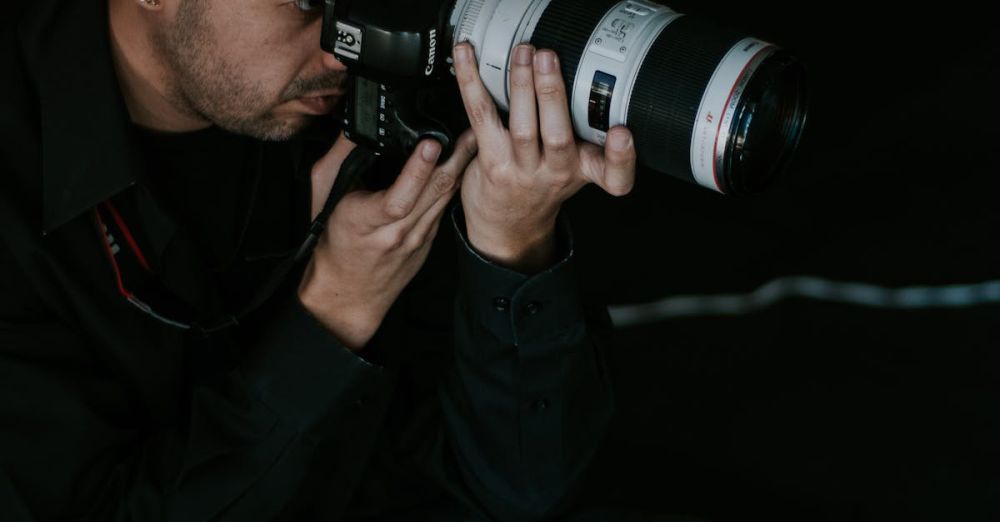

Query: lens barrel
[454,0,809,193]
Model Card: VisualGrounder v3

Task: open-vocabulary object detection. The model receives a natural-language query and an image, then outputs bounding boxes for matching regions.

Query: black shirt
[0,1,615,521]
[135,124,253,272]
[131,124,305,318]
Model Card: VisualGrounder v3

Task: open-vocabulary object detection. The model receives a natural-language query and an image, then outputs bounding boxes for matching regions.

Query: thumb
[310,131,358,219]
[578,127,636,197]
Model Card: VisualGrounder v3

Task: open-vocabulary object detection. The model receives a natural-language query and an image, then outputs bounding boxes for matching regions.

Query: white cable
[607,276,1000,328]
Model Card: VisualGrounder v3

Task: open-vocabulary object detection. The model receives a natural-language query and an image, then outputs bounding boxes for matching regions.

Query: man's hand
[298,130,478,352]
[452,42,637,274]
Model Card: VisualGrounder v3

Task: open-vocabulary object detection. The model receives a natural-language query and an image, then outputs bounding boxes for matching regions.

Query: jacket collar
[19,0,140,233]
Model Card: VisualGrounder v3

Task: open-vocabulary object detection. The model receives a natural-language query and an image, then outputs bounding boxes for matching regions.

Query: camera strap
[293,144,377,263]
[95,143,378,336]
[197,143,378,335]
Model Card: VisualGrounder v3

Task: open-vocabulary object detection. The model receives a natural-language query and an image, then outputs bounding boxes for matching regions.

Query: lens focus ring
[626,15,745,189]
[530,0,617,95]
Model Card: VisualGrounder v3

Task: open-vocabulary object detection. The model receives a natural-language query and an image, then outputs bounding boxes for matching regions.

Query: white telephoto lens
[449,0,808,194]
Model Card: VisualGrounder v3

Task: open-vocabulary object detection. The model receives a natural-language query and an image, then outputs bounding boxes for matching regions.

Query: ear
[136,0,164,11]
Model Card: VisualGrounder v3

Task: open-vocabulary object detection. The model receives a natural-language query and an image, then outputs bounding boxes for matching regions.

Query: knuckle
[510,127,537,147]
[545,135,574,152]
[404,229,430,251]
[431,170,457,196]
[346,210,368,234]
[550,169,574,186]
[536,82,563,101]
[456,68,478,87]
[401,234,419,253]
[468,103,494,127]
[486,162,515,183]
[382,199,409,220]
[380,227,407,250]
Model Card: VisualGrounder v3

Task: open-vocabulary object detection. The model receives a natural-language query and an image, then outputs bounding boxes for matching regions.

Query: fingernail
[453,43,471,63]
[610,131,632,152]
[536,51,556,73]
[514,45,533,66]
[422,141,441,162]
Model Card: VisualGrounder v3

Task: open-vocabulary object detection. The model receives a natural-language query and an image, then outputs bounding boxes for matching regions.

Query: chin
[231,113,315,142]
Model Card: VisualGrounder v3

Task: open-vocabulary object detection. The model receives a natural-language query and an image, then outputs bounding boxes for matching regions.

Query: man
[0,0,639,520]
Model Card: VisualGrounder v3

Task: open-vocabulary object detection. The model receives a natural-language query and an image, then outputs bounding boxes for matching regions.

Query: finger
[408,178,457,248]
[581,126,637,196]
[367,140,442,227]
[508,44,541,171]
[402,129,478,230]
[533,50,576,167]
[310,131,358,219]
[452,42,511,168]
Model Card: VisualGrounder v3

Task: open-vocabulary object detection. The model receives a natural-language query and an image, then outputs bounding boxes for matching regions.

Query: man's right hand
[298,130,478,352]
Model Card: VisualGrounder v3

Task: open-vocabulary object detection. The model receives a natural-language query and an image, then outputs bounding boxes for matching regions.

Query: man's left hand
[452,42,637,274]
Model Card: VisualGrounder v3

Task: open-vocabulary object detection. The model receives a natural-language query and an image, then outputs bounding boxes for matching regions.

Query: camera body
[321,0,466,161]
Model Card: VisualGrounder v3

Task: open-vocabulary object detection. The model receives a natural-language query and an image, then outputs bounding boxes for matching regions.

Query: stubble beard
[153,0,345,141]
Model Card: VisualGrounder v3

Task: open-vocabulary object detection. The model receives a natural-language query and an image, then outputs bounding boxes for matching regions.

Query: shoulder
[0,18,46,306]
[0,6,43,212]
[0,2,57,242]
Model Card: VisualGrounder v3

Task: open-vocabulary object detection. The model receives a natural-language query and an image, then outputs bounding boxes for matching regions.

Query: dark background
[11,1,995,519]
[565,2,1000,520]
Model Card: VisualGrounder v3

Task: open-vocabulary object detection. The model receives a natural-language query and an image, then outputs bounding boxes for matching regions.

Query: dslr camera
[318,0,808,194]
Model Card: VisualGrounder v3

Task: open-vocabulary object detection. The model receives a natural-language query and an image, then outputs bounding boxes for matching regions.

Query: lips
[303,88,347,98]
[296,89,344,115]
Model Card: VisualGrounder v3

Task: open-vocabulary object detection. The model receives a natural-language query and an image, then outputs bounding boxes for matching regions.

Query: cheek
[209,5,312,98]
[238,51,301,100]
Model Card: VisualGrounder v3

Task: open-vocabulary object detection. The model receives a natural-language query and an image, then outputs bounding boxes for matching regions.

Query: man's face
[154,0,347,140]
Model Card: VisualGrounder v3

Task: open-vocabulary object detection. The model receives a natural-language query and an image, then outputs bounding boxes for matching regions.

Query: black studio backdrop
[564,2,1000,521]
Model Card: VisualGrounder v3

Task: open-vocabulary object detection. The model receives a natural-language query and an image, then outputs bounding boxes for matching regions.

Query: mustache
[283,71,349,100]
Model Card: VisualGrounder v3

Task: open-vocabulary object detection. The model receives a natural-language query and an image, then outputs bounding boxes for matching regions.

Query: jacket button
[532,399,549,411]
[493,297,510,312]
[525,301,542,316]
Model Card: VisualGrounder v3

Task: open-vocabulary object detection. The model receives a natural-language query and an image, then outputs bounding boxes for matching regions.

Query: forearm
[434,204,615,521]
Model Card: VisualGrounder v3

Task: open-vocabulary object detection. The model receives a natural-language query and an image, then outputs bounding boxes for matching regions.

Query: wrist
[297,262,381,352]
[464,219,558,274]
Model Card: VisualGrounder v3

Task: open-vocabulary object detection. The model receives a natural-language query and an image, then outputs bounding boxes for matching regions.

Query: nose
[322,51,348,72]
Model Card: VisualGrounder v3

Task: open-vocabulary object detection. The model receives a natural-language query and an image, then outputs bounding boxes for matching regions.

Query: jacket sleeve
[429,203,616,521]
[0,238,389,521]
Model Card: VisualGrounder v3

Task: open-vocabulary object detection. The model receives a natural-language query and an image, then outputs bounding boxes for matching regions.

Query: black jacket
[0,1,615,520]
